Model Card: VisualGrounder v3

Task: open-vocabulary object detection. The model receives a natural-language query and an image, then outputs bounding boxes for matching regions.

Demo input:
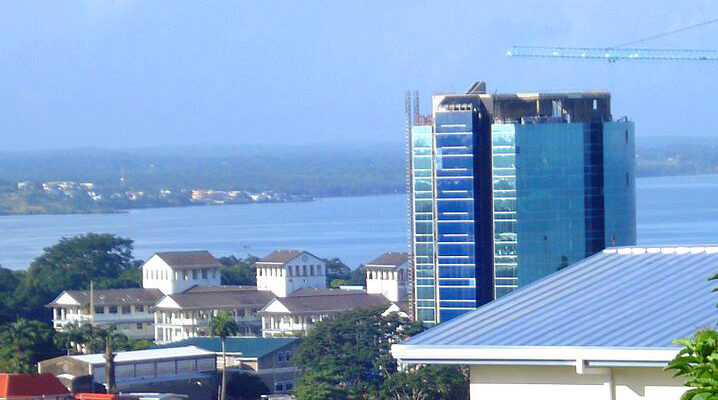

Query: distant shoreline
[0,172,716,217]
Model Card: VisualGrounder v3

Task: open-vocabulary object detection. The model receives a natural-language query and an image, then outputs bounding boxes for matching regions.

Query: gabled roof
[258,250,319,265]
[262,289,389,315]
[0,373,70,397]
[154,337,298,358]
[49,288,163,307]
[153,251,220,270]
[402,246,718,350]
[156,288,273,310]
[365,252,409,268]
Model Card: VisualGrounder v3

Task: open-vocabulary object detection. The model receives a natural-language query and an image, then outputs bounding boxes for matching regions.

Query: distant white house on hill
[392,246,718,400]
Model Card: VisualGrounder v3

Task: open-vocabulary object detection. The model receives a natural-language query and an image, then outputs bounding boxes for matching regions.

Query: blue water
[0,174,716,270]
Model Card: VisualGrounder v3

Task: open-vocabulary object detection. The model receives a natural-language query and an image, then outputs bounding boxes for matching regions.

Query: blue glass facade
[411,90,636,325]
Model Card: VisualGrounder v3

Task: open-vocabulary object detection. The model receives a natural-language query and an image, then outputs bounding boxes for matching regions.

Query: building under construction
[407,81,636,325]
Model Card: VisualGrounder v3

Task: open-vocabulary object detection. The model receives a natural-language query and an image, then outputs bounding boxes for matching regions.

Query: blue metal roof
[405,246,718,349]
[154,337,297,358]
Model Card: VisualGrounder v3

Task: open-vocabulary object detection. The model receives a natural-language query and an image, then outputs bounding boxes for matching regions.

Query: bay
[0,174,716,270]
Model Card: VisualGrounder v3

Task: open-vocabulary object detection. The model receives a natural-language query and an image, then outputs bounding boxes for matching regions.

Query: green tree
[381,365,469,400]
[350,266,366,286]
[209,311,239,400]
[324,258,351,286]
[666,329,718,400]
[54,322,87,355]
[219,255,259,286]
[14,233,141,321]
[0,318,59,373]
[225,371,270,400]
[329,279,350,288]
[0,266,23,325]
[293,307,425,400]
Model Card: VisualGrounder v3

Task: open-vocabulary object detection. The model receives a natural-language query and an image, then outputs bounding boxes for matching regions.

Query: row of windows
[258,264,323,277]
[94,305,145,314]
[145,268,218,281]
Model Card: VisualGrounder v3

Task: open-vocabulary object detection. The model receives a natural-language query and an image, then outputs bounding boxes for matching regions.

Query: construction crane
[507,17,718,62]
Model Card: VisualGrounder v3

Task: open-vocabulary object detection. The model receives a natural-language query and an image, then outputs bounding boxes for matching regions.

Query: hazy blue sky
[1,1,716,150]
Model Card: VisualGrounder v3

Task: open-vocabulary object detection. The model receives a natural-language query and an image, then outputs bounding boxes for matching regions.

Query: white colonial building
[153,250,329,343]
[142,251,222,295]
[256,250,326,297]
[260,251,412,337]
[49,250,221,340]
[364,252,410,303]
[49,288,163,340]
[260,288,389,337]
[153,286,273,343]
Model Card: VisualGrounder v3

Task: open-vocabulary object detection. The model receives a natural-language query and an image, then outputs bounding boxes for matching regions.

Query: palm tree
[79,323,126,393]
[209,311,239,400]
[54,322,86,355]
[0,318,39,373]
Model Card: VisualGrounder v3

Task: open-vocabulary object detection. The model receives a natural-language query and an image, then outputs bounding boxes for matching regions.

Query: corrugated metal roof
[69,346,214,365]
[154,337,297,358]
[404,246,718,349]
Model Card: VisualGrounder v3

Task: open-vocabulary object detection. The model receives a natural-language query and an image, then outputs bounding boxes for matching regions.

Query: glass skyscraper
[410,81,636,325]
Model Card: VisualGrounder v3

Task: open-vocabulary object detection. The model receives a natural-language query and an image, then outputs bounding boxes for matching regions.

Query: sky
[1,1,717,150]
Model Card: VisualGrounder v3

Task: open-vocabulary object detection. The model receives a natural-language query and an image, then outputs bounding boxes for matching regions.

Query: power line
[613,17,718,48]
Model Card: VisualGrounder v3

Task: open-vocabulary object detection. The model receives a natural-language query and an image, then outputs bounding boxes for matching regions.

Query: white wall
[142,255,221,295]
[366,260,409,302]
[256,253,326,297]
[470,365,688,400]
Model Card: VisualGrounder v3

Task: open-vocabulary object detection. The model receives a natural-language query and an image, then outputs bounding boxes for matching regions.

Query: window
[277,352,284,362]
[95,306,104,314]
[136,305,144,312]
[285,382,293,391]
[109,306,117,314]
[202,269,208,279]
[192,270,198,279]
[211,268,217,278]
[122,306,131,314]
[285,351,292,361]
[137,323,143,330]
[183,271,189,280]
[275,383,284,392]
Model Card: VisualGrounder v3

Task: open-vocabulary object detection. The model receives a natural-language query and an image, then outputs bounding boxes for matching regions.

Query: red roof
[0,373,70,398]
[74,394,120,400]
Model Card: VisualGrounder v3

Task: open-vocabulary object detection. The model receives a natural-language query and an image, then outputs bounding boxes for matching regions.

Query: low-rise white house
[49,288,163,340]
[392,246,718,400]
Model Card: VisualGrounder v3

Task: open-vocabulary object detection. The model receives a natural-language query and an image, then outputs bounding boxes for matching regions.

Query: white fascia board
[391,345,679,366]
[52,291,81,306]
[260,299,291,314]
[154,296,181,309]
